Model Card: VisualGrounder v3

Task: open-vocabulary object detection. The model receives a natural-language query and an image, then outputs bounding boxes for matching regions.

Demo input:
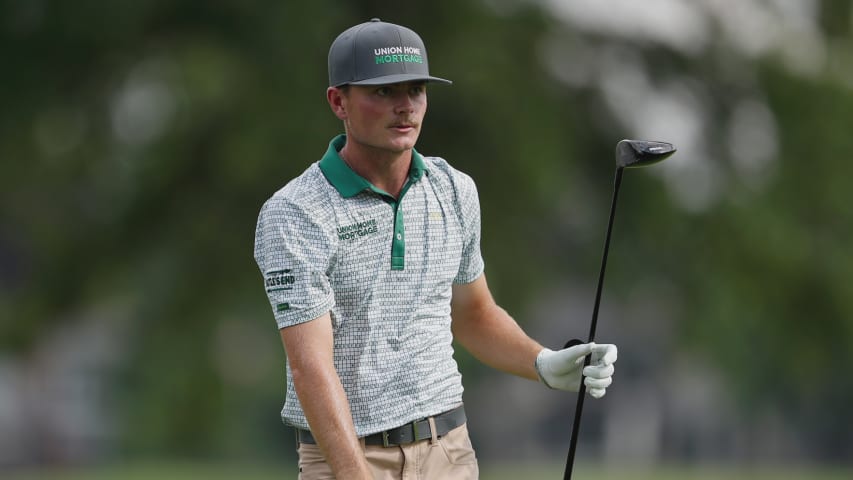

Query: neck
[339,142,412,199]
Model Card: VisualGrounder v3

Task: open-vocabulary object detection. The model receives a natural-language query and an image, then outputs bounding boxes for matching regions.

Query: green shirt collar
[319,134,428,198]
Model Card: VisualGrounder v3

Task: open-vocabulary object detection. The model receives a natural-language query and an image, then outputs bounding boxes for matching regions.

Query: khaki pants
[297,422,479,479]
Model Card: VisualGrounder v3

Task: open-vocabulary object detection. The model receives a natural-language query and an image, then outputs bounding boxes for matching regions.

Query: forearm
[281,316,371,479]
[453,302,543,380]
[451,276,544,380]
[292,362,371,478]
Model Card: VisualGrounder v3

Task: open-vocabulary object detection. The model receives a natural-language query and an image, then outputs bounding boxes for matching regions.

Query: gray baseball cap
[328,18,452,87]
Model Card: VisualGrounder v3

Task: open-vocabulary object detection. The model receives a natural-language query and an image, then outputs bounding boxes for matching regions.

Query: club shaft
[564,167,624,480]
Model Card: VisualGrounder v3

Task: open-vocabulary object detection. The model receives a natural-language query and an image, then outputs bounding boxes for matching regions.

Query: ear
[327,87,348,121]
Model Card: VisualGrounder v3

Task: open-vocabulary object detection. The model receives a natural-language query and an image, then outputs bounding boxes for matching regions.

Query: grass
[5,461,851,479]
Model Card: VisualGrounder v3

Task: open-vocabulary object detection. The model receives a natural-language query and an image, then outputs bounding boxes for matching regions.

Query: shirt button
[396,233,402,240]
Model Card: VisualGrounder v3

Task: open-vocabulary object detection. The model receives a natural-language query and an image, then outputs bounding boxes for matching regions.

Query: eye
[376,86,392,96]
[410,84,425,95]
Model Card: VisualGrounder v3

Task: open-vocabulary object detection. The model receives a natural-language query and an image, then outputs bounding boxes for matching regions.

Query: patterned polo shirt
[253,135,484,436]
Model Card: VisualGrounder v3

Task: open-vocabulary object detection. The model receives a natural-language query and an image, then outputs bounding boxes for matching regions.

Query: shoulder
[421,155,481,230]
[422,155,478,199]
[259,163,334,222]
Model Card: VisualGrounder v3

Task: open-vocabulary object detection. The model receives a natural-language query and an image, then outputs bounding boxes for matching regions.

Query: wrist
[534,348,556,389]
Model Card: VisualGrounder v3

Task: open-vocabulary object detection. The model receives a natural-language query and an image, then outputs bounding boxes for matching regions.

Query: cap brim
[345,73,452,86]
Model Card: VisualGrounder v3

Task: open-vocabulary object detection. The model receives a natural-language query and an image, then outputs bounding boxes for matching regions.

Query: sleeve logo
[265,269,295,292]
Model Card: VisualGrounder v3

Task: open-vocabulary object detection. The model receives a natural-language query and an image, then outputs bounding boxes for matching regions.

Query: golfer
[254,18,618,480]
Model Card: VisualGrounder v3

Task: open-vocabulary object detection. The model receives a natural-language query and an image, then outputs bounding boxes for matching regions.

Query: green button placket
[390,200,405,270]
[388,177,417,271]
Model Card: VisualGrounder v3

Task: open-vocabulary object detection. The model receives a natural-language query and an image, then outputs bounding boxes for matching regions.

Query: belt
[296,405,466,447]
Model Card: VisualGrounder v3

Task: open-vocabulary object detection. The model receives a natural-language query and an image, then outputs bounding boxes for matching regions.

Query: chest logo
[338,218,379,241]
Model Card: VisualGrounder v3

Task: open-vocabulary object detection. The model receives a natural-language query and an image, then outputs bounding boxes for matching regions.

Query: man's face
[334,81,427,155]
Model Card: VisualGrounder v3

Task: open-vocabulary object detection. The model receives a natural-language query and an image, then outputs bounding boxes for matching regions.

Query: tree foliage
[2,0,852,463]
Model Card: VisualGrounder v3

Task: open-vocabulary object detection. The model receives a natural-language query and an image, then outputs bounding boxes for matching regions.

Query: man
[254,18,618,479]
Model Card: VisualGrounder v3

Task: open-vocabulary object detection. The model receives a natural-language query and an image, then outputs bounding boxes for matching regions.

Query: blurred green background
[2,0,852,478]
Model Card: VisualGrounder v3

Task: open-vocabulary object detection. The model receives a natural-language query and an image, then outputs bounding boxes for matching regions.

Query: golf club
[563,139,676,480]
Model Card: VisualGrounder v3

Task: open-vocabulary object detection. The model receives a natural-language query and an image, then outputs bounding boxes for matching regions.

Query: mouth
[390,123,417,133]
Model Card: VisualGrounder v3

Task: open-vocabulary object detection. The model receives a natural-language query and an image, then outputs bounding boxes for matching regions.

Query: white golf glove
[535,342,618,398]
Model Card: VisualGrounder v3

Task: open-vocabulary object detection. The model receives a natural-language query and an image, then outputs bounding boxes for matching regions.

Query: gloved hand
[534,342,617,398]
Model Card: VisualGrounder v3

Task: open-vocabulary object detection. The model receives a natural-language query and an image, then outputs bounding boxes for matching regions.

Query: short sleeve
[253,197,336,329]
[453,175,484,284]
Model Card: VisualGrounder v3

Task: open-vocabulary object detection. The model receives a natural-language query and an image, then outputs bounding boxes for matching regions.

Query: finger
[583,363,614,379]
[551,343,594,372]
[590,343,618,365]
[588,387,606,399]
[584,376,612,390]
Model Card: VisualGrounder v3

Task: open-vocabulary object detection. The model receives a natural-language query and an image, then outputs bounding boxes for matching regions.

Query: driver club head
[615,139,676,169]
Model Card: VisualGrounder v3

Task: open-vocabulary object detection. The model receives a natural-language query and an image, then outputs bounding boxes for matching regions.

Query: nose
[393,90,415,114]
